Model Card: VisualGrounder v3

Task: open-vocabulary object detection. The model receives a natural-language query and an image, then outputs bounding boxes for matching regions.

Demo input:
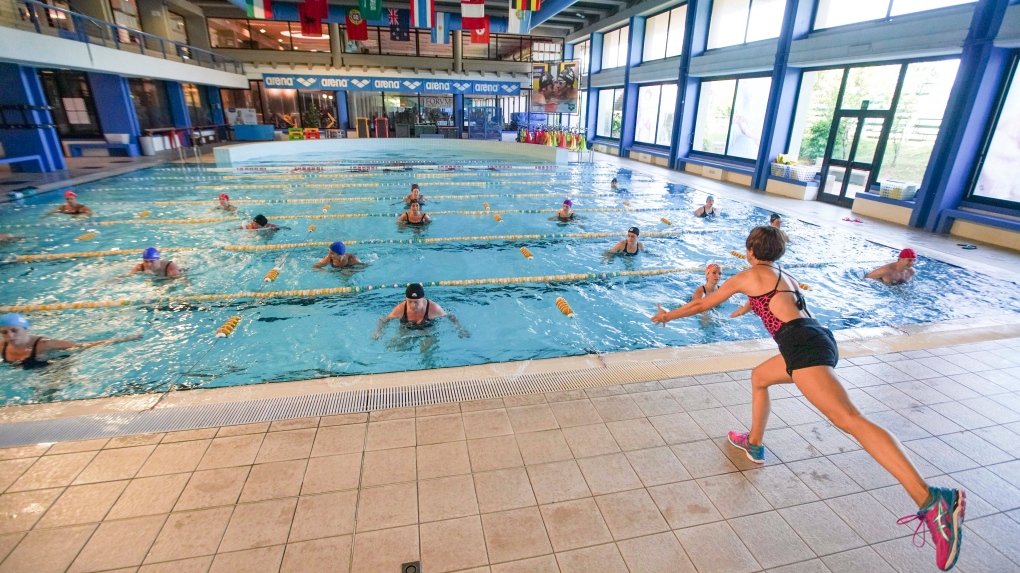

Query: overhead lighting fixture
[260,28,266,33]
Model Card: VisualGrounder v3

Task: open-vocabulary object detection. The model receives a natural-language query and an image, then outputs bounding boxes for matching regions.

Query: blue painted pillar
[585,32,603,142]
[207,86,225,125]
[87,73,141,146]
[0,64,65,172]
[454,93,464,138]
[912,0,1011,231]
[335,90,349,130]
[618,16,645,156]
[671,0,710,169]
[751,0,814,190]
[165,81,191,146]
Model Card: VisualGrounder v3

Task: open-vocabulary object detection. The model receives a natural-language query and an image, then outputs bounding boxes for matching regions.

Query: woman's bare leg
[748,354,794,445]
[792,365,929,507]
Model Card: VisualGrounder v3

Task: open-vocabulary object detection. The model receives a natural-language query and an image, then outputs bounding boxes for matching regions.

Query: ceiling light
[260,28,266,33]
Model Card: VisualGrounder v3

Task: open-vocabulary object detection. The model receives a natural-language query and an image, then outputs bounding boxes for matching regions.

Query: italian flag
[247,0,272,19]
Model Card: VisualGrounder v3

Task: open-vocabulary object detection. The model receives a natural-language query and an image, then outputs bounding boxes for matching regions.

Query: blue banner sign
[262,74,521,96]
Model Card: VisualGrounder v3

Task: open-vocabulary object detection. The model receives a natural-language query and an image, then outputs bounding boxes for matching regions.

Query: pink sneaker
[898,487,966,571]
[727,431,764,464]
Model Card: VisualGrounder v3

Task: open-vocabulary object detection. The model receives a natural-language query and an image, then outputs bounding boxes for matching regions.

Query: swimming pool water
[1,153,1018,406]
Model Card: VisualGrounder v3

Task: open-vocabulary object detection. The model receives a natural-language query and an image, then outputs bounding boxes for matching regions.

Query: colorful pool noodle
[555,297,574,317]
[520,247,533,259]
[215,316,242,338]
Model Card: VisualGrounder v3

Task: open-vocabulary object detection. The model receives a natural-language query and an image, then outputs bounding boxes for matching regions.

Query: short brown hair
[745,226,786,261]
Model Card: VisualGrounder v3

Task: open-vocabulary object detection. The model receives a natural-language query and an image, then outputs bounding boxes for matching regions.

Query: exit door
[818,110,890,207]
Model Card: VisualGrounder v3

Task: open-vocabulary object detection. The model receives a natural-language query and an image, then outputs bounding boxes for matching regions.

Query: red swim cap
[899,248,917,259]
[64,190,76,199]
[219,193,229,200]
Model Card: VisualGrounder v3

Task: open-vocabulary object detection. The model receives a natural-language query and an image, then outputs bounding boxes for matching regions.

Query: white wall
[214,139,572,165]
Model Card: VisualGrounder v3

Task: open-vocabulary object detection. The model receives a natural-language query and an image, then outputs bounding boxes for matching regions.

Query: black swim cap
[254,214,268,226]
[629,227,639,236]
[405,283,425,299]
[770,213,782,222]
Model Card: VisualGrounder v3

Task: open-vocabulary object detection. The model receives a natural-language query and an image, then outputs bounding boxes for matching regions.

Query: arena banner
[262,74,521,96]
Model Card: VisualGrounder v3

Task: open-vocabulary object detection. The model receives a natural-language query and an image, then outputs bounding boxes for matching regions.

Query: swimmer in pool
[611,178,619,190]
[403,184,427,205]
[866,249,917,285]
[397,201,431,226]
[0,313,141,368]
[128,248,181,277]
[44,191,92,217]
[549,199,576,222]
[769,213,789,242]
[0,234,18,243]
[372,283,470,339]
[215,193,237,213]
[243,214,279,230]
[649,226,965,572]
[694,195,719,217]
[313,241,363,268]
[606,226,644,256]
[692,263,722,301]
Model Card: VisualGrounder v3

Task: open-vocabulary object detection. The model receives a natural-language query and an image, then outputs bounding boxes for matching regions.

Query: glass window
[573,40,590,75]
[287,22,330,52]
[183,83,212,126]
[890,0,973,17]
[128,78,173,131]
[815,0,973,30]
[634,83,678,146]
[168,12,188,44]
[596,88,624,138]
[707,0,785,49]
[841,64,901,110]
[656,84,678,146]
[262,87,300,129]
[972,62,1020,206]
[220,82,265,124]
[208,19,327,51]
[789,68,845,164]
[38,70,102,139]
[693,79,736,154]
[693,77,772,158]
[643,5,686,62]
[601,26,629,69]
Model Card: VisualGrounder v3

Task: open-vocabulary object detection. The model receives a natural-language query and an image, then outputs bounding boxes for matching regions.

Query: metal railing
[12,0,243,74]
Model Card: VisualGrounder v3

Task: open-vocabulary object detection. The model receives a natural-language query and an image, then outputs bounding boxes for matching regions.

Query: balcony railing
[8,0,243,74]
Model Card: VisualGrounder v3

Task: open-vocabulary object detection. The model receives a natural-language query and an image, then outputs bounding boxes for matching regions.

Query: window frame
[641,4,687,63]
[964,54,1020,211]
[600,25,630,70]
[812,0,976,32]
[573,39,590,76]
[633,82,678,148]
[690,73,773,163]
[595,87,625,140]
[706,0,786,50]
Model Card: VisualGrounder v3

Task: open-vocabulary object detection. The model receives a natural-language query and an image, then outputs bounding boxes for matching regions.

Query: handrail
[15,0,244,74]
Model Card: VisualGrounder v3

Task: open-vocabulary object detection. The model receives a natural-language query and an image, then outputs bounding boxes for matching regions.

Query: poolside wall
[213,139,573,166]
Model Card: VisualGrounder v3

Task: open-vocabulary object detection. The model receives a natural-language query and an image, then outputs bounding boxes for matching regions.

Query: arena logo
[426,81,451,91]
[473,83,499,93]
[351,79,371,88]
[264,76,294,86]
[296,78,317,87]
[320,78,348,88]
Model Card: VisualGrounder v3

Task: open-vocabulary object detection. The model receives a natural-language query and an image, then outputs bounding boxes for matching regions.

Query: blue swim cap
[329,241,346,255]
[142,247,160,260]
[0,313,29,330]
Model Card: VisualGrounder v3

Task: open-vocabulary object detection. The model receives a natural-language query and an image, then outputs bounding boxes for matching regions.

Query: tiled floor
[0,338,1019,572]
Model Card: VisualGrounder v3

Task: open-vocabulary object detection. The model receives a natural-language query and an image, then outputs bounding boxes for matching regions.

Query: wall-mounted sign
[262,74,521,96]
[532,61,579,114]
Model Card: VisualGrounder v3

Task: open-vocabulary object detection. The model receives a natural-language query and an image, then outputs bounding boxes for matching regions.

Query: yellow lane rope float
[661,218,673,226]
[555,297,575,317]
[799,283,811,291]
[520,247,533,259]
[150,192,610,206]
[264,268,280,282]
[322,205,330,212]
[136,211,151,218]
[308,225,316,232]
[494,215,503,222]
[483,203,490,210]
[730,250,747,259]
[75,232,96,241]
[623,201,630,206]
[214,316,242,338]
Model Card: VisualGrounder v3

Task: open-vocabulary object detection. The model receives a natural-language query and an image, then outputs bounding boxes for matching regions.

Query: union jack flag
[388,7,399,24]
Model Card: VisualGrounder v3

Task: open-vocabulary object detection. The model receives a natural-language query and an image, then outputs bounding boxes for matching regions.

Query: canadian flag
[461,0,485,29]
[470,15,490,43]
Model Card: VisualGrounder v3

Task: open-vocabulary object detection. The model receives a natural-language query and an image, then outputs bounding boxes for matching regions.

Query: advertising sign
[531,61,579,113]
[263,74,521,96]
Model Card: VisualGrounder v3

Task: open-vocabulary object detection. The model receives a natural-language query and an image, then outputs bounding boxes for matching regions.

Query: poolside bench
[68,142,140,158]
[0,155,44,172]
[682,156,755,187]
[935,209,1020,234]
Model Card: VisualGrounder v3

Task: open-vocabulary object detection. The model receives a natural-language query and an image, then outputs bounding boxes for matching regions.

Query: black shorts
[774,318,839,376]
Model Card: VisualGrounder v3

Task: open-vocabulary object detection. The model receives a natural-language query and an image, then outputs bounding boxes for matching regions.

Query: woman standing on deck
[650,226,965,572]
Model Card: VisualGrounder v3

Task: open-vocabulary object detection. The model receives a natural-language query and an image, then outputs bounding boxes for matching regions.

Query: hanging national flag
[513,0,540,11]
[246,0,272,19]
[389,8,410,41]
[432,11,451,44]
[299,3,322,37]
[359,0,383,21]
[305,0,328,19]
[410,0,434,28]
[508,1,531,34]
[470,15,490,44]
[461,0,485,29]
[345,8,369,41]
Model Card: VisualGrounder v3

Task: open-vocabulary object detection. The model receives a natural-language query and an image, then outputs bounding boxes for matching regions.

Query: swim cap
[706,195,715,201]
[706,263,721,272]
[329,241,346,255]
[219,193,229,200]
[64,190,77,199]
[405,283,425,299]
[899,248,917,259]
[563,199,573,207]
[254,215,268,226]
[611,178,618,183]
[770,213,781,222]
[628,227,639,236]
[0,313,29,330]
[142,247,160,260]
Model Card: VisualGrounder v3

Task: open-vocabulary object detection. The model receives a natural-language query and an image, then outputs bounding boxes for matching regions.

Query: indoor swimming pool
[1,152,1018,406]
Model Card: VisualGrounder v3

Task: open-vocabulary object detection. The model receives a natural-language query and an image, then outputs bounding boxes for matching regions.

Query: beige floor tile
[594,489,670,540]
[576,453,642,496]
[136,440,211,477]
[8,452,96,492]
[239,459,307,502]
[34,480,127,528]
[350,524,419,573]
[819,546,896,573]
[416,403,461,417]
[365,419,416,451]
[741,464,819,509]
[72,445,155,484]
[480,507,552,563]
[69,514,167,572]
[301,453,362,495]
[160,428,218,444]
[419,474,479,521]
[607,418,667,450]
[489,555,558,573]
[675,521,760,573]
[418,442,471,479]
[617,532,697,573]
[647,481,723,529]
[138,556,214,573]
[0,446,49,461]
[539,498,613,552]
[0,488,63,533]
[671,440,738,478]
[319,413,368,427]
[590,395,644,422]
[462,409,514,439]
[779,501,867,556]
[548,400,603,427]
[461,399,504,413]
[467,436,524,472]
[370,408,416,421]
[506,405,559,433]
[280,536,352,573]
[0,524,95,573]
[729,511,816,570]
[361,447,416,487]
[562,424,620,458]
[356,482,418,532]
[697,473,773,518]
[515,429,574,466]
[289,490,358,542]
[106,433,164,449]
[625,446,693,487]
[503,394,547,407]
[218,497,297,552]
[144,507,234,563]
[0,459,34,493]
[217,422,270,438]
[415,414,466,445]
[197,434,265,470]
[107,473,190,519]
[0,532,24,564]
[421,515,489,572]
[555,543,630,573]
[255,429,316,464]
[648,413,710,444]
[270,417,320,432]
[209,544,285,573]
[174,466,250,511]
[526,461,591,505]
[45,439,110,456]
[473,468,534,513]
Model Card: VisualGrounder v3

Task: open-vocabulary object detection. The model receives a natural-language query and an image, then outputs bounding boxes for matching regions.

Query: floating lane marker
[136,211,151,218]
[494,215,503,223]
[75,233,96,241]
[264,268,280,282]
[520,247,533,259]
[730,250,747,259]
[661,217,673,226]
[555,297,575,317]
[214,316,242,338]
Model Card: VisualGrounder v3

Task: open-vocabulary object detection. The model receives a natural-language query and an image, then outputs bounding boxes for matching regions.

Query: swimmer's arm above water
[311,256,331,269]
[864,264,892,281]
[730,300,753,318]
[372,302,406,339]
[67,333,143,351]
[652,274,745,325]
[428,303,470,338]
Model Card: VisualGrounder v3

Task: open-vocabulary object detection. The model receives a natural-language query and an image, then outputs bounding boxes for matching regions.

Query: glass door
[818,112,887,206]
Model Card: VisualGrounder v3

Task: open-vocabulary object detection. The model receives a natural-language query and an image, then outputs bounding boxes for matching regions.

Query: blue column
[165,81,191,145]
[0,64,65,172]
[335,90,349,130]
[87,72,141,146]
[671,0,710,169]
[584,32,602,141]
[751,0,814,190]
[912,0,1011,231]
[454,93,464,138]
[618,16,645,155]
[207,86,225,125]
